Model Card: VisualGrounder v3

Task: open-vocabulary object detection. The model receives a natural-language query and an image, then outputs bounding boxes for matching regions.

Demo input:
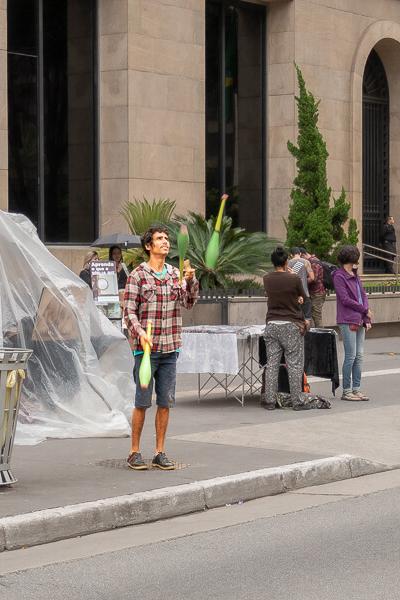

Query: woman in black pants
[262,247,306,410]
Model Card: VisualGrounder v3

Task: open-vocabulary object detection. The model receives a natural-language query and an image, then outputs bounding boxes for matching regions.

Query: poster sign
[90,261,119,305]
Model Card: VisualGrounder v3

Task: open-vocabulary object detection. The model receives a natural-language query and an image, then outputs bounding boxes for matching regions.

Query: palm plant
[120,197,176,268]
[168,213,277,289]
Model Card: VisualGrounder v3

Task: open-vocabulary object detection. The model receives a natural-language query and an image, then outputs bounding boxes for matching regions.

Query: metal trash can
[0,348,32,485]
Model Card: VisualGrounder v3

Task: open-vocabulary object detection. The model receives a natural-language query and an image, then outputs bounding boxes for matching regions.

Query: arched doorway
[362,49,390,272]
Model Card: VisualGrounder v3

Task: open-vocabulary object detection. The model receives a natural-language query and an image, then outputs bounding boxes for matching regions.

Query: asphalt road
[2,474,400,600]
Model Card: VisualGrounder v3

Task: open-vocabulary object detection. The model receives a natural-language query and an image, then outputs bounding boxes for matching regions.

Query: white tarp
[0,211,133,445]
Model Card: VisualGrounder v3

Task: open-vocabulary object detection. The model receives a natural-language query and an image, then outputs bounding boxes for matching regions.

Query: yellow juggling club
[205,194,229,269]
[139,320,153,389]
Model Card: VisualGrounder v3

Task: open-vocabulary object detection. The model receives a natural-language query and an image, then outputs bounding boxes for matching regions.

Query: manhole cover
[95,458,190,471]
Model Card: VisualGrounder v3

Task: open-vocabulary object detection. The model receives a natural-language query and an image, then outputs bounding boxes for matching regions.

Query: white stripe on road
[309,367,400,383]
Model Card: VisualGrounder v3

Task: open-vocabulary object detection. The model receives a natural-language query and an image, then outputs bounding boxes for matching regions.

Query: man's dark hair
[271,246,289,268]
[291,247,301,256]
[141,225,169,256]
[299,246,307,255]
[337,245,360,266]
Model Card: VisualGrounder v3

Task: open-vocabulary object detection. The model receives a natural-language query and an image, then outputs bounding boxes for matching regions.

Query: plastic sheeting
[178,325,265,374]
[0,211,133,445]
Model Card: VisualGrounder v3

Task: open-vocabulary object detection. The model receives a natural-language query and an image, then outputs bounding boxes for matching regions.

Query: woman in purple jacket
[333,246,372,401]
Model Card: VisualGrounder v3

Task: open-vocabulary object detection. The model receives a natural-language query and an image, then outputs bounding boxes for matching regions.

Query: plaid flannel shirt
[124,262,199,353]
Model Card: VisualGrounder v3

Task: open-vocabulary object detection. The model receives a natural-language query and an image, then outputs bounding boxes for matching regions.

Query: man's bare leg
[155,407,169,454]
[131,407,146,453]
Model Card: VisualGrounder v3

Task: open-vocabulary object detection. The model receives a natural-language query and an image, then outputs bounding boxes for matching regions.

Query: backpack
[320,261,337,291]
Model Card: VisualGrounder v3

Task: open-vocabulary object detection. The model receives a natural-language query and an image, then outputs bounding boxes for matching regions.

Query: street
[2,470,400,600]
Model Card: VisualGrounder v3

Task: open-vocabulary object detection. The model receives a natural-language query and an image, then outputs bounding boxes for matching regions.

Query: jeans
[133,352,178,408]
[339,324,365,392]
[263,322,304,407]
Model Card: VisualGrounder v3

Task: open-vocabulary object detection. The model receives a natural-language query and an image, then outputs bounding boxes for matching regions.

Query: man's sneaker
[352,390,370,401]
[127,452,148,470]
[341,391,365,401]
[152,452,175,470]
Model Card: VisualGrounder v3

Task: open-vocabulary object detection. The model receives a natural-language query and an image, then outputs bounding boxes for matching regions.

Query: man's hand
[183,259,195,281]
[298,296,304,305]
[365,323,372,331]
[140,333,153,351]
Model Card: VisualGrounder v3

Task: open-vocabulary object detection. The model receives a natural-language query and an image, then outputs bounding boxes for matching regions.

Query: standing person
[124,226,199,470]
[288,247,314,325]
[381,216,397,274]
[263,246,307,410]
[300,248,326,327]
[109,245,130,290]
[333,245,372,402]
[79,251,99,288]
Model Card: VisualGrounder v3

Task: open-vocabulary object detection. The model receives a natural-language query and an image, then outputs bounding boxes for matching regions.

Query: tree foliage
[286,65,358,260]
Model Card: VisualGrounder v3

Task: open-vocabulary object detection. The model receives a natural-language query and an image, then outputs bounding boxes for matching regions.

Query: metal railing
[363,242,399,276]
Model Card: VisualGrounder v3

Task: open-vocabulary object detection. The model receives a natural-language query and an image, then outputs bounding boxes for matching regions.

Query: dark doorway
[205,0,266,231]
[362,49,390,272]
[7,0,98,244]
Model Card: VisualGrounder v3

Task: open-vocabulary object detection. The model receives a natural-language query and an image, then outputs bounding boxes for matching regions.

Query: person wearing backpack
[333,245,372,402]
[300,248,326,327]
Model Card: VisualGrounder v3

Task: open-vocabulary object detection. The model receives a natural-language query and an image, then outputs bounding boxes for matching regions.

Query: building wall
[126,0,205,214]
[0,1,7,212]
[267,0,400,243]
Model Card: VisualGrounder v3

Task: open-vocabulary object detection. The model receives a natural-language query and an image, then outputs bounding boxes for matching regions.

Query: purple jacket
[333,268,370,325]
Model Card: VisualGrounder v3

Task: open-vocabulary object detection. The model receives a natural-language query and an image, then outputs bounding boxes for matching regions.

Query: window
[8,0,98,243]
[206,0,266,231]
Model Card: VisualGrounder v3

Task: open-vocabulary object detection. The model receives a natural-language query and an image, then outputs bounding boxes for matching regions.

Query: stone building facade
[1,0,400,272]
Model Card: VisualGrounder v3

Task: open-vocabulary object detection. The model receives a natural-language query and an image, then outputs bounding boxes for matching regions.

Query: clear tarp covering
[0,211,133,445]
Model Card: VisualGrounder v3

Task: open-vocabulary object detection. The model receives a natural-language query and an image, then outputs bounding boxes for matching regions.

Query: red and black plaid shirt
[124,262,199,353]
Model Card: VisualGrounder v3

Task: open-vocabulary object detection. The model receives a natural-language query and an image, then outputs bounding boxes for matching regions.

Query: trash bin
[0,348,32,485]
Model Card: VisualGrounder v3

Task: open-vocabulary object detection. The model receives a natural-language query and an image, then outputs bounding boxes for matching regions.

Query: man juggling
[124,226,199,471]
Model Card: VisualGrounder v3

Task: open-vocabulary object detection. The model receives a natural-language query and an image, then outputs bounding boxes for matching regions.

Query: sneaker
[127,452,148,470]
[152,452,175,470]
[341,391,365,401]
[352,390,370,401]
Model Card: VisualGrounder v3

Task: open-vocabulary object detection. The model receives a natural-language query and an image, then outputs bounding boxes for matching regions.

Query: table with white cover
[178,325,265,406]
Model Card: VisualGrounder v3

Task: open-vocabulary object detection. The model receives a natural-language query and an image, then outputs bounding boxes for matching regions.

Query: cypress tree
[286,64,358,260]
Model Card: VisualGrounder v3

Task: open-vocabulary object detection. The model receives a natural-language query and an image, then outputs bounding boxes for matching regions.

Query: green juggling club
[177,224,189,284]
[139,320,153,389]
[205,194,229,269]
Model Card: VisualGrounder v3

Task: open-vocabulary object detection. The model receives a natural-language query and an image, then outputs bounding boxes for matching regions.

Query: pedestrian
[79,250,99,288]
[381,216,397,274]
[288,247,314,325]
[124,226,199,470]
[333,245,372,402]
[109,245,130,290]
[300,247,326,327]
[262,246,307,410]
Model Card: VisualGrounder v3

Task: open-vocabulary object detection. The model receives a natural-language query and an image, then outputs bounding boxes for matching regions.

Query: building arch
[350,21,400,268]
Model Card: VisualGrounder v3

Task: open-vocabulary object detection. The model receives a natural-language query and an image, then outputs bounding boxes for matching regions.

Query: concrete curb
[0,454,392,552]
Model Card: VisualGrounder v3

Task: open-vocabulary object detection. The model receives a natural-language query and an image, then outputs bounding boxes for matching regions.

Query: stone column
[127,0,205,216]
[266,0,295,240]
[99,0,129,235]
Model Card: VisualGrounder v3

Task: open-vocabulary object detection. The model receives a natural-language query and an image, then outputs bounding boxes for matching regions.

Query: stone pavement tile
[172,404,400,466]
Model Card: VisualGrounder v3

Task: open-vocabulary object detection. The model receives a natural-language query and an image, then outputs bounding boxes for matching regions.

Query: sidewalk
[1,336,400,522]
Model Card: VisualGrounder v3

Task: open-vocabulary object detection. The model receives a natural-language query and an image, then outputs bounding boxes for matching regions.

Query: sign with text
[90,261,119,304]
